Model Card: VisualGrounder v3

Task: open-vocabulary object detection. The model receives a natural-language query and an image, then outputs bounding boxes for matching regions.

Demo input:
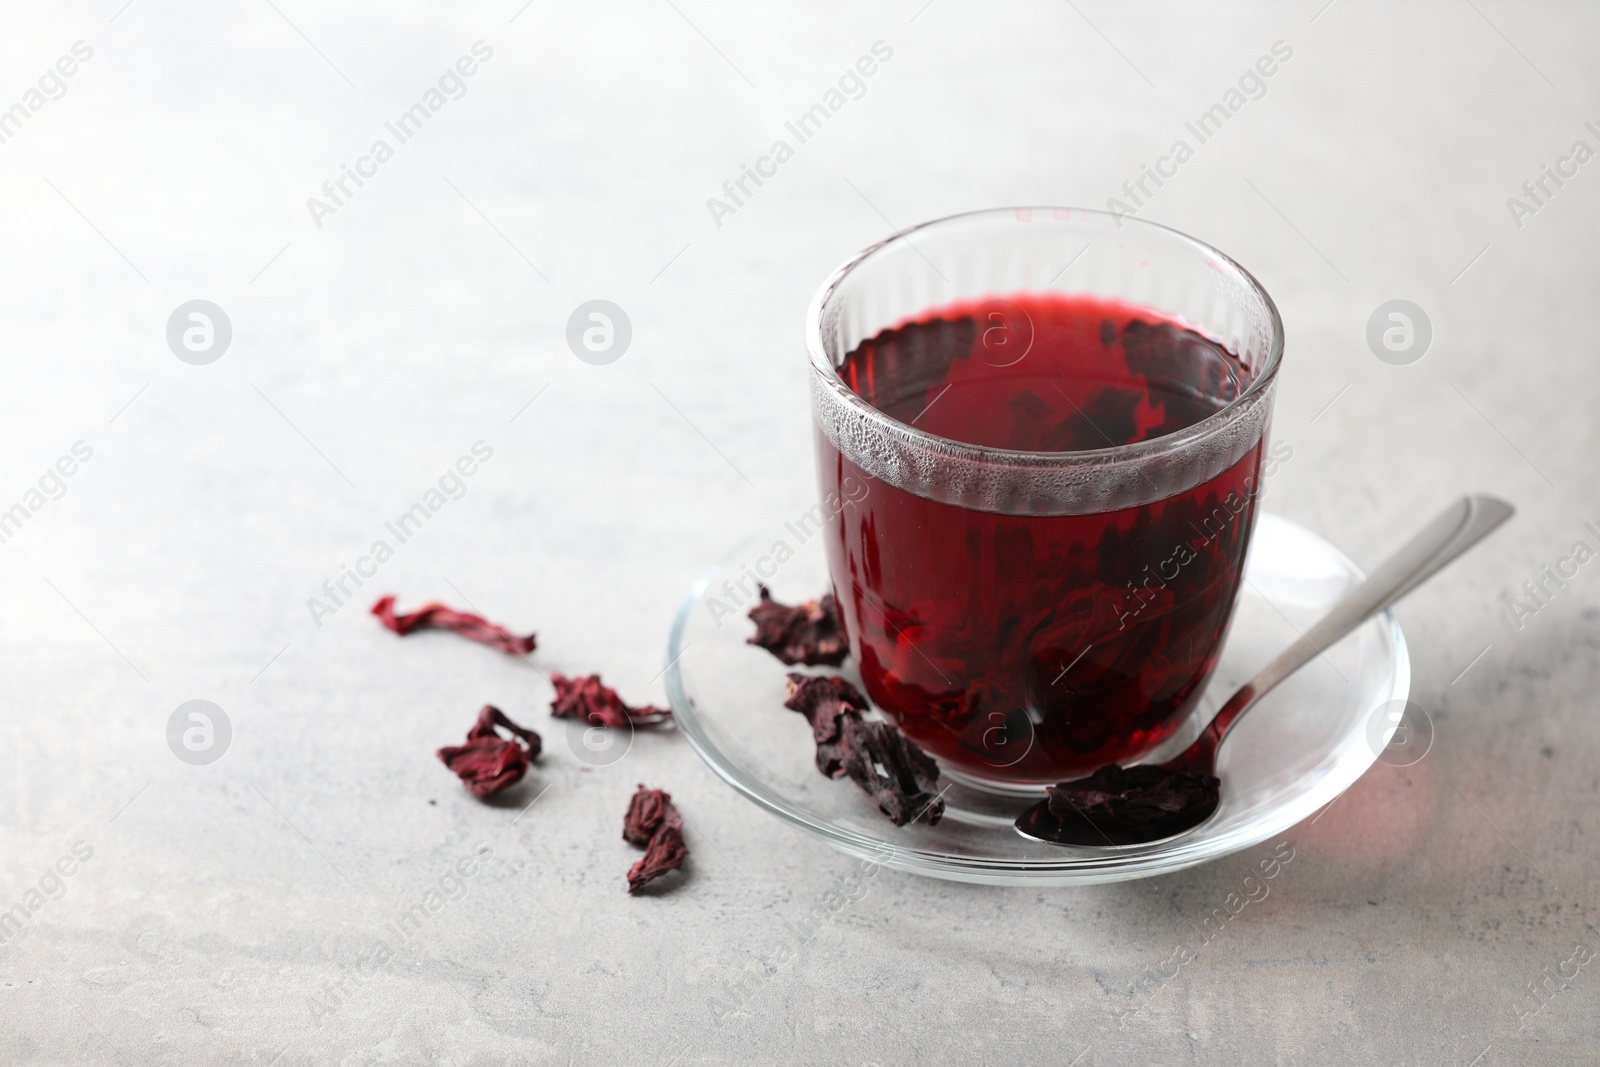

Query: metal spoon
[1016,494,1515,847]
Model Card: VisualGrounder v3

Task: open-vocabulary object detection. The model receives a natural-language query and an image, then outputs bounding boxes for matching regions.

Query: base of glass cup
[920,689,1218,796]
[936,762,1054,797]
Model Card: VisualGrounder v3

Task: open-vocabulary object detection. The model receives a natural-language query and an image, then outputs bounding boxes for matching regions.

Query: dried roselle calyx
[747,585,849,666]
[437,705,542,799]
[782,674,869,718]
[550,673,670,728]
[783,673,943,827]
[837,716,945,827]
[372,595,537,656]
[628,824,688,894]
[783,674,869,777]
[622,783,677,847]
[1044,764,1219,845]
[622,784,688,893]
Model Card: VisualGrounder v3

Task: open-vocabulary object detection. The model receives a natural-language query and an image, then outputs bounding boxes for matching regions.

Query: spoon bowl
[1013,775,1220,846]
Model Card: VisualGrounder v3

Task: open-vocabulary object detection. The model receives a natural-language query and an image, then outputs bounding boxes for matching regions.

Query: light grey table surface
[2,1,1596,1063]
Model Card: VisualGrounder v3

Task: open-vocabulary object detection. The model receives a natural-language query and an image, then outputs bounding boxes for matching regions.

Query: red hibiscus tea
[807,210,1283,786]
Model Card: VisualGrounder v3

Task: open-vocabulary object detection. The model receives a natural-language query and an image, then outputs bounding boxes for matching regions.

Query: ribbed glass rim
[804,205,1286,467]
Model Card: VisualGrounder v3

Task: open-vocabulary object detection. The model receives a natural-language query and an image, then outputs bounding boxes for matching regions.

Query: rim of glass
[804,205,1286,466]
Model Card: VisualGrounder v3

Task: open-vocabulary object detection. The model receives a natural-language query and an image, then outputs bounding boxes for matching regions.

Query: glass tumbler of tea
[806,207,1285,789]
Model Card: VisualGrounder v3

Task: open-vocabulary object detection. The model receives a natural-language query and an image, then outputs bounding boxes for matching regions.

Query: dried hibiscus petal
[622,783,676,847]
[837,716,945,828]
[783,674,944,827]
[628,825,688,894]
[781,674,868,777]
[437,705,542,799]
[1044,764,1220,846]
[622,784,688,893]
[550,672,669,728]
[372,595,537,657]
[747,585,849,666]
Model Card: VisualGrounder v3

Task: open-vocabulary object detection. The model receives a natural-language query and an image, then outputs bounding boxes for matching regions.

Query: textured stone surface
[0,1,1595,1063]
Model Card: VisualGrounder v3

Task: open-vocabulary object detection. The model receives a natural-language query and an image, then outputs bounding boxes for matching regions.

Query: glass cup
[806,207,1284,789]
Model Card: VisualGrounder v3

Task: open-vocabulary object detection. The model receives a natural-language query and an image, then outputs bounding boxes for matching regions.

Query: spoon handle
[1197,493,1514,755]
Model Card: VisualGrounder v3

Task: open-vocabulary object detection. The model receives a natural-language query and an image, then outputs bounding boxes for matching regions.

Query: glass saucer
[664,514,1409,885]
